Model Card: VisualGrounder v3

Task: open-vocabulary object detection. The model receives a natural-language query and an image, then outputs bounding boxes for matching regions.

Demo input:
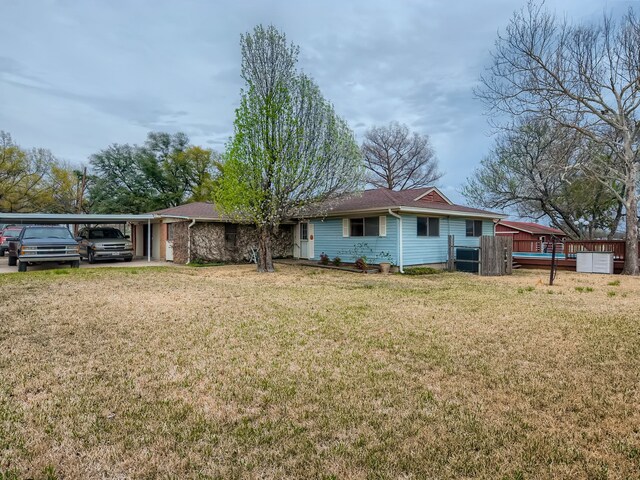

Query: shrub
[332,256,342,267]
[403,266,442,276]
[355,257,368,271]
[575,286,593,293]
[319,252,330,265]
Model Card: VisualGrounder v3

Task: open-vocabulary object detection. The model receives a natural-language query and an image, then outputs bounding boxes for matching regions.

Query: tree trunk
[257,226,275,273]
[623,193,639,275]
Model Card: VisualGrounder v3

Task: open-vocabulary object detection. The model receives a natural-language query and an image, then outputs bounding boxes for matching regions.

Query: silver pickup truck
[8,225,81,272]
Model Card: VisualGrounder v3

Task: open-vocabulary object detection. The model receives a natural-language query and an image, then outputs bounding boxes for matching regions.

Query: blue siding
[402,215,449,265]
[311,216,398,264]
[402,216,494,265]
[310,215,495,266]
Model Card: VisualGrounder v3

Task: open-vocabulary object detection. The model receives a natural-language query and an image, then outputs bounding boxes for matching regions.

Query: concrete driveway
[0,255,173,274]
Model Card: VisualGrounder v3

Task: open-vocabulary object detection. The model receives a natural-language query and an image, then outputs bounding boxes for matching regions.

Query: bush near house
[403,266,443,275]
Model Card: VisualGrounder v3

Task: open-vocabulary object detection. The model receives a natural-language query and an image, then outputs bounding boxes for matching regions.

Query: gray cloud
[0,0,617,202]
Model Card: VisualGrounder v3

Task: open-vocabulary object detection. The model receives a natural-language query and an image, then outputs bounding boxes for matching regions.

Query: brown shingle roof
[498,220,565,235]
[149,188,503,221]
[151,202,222,219]
[322,188,503,218]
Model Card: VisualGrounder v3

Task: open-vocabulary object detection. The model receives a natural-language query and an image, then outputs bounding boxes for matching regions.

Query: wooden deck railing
[564,240,632,260]
[513,239,640,261]
[513,240,564,254]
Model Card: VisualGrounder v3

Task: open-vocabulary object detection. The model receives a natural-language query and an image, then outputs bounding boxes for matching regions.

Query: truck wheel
[88,250,96,264]
[0,249,4,257]
[8,255,17,267]
[70,260,80,269]
[18,261,27,272]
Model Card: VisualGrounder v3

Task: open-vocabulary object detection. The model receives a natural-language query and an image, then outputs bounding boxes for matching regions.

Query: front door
[166,224,174,262]
[299,222,308,258]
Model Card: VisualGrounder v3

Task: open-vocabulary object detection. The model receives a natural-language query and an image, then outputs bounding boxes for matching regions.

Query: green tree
[89,132,217,213]
[0,131,69,213]
[0,131,93,214]
[215,25,363,272]
[38,162,92,214]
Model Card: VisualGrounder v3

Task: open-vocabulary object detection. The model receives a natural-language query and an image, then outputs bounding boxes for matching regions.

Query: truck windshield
[89,229,125,239]
[23,227,74,240]
[2,229,22,238]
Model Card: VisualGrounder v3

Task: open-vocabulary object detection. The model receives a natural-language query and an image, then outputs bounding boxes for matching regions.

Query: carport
[0,213,155,261]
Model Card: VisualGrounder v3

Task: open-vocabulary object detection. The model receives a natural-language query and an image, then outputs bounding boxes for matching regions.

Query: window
[417,217,440,237]
[466,220,483,237]
[225,223,238,247]
[300,223,308,241]
[167,224,174,241]
[23,227,73,240]
[350,217,379,237]
[350,218,363,237]
[88,228,124,239]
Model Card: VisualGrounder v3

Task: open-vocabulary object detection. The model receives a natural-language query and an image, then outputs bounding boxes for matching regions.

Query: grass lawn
[1,265,639,479]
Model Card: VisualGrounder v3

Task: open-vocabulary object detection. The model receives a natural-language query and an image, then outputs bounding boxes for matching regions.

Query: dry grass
[0,265,639,479]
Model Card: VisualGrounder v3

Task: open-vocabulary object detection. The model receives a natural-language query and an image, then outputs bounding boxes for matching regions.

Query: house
[131,202,293,263]
[294,187,505,270]
[496,220,567,252]
[130,187,504,268]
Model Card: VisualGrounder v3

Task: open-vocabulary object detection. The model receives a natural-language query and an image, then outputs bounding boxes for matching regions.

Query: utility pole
[76,167,87,213]
[549,235,557,286]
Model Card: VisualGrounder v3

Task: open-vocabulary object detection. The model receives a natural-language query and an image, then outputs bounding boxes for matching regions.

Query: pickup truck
[0,226,23,257]
[8,225,81,272]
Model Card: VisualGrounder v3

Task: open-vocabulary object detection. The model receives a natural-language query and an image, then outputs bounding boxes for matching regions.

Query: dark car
[78,227,134,263]
[8,225,81,272]
[0,226,23,257]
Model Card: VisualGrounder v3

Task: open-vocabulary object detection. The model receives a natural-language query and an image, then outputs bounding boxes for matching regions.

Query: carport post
[147,219,151,262]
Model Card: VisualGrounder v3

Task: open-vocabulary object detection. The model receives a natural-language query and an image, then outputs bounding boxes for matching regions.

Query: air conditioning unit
[576,252,614,274]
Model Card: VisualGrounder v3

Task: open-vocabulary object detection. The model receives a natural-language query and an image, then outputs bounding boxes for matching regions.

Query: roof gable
[413,187,453,205]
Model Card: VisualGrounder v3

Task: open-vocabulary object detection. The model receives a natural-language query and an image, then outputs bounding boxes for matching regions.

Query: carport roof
[0,213,154,225]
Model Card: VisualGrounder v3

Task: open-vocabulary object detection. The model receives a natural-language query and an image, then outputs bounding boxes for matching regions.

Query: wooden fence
[480,236,513,276]
[447,235,513,276]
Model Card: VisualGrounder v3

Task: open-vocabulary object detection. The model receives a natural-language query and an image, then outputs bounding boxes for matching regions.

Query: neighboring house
[131,202,293,263]
[496,220,567,250]
[294,187,505,270]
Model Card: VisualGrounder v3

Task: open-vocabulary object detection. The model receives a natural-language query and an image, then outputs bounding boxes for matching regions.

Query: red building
[496,220,567,253]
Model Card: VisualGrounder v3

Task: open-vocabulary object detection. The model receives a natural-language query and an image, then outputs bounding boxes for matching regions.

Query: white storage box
[576,252,614,274]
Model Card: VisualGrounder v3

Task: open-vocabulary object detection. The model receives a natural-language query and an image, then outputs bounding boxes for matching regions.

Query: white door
[166,224,174,262]
[299,222,309,258]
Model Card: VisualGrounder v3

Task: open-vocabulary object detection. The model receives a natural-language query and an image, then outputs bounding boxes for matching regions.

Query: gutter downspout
[186,219,196,264]
[388,209,404,273]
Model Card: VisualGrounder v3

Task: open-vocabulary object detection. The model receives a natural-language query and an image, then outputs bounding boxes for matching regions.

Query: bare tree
[361,122,442,190]
[477,3,640,274]
[462,119,625,239]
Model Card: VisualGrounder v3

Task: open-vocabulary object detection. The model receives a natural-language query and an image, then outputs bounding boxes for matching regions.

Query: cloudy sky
[0,0,633,202]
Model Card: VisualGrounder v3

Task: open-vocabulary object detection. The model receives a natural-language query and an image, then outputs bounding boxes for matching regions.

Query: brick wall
[171,221,293,264]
